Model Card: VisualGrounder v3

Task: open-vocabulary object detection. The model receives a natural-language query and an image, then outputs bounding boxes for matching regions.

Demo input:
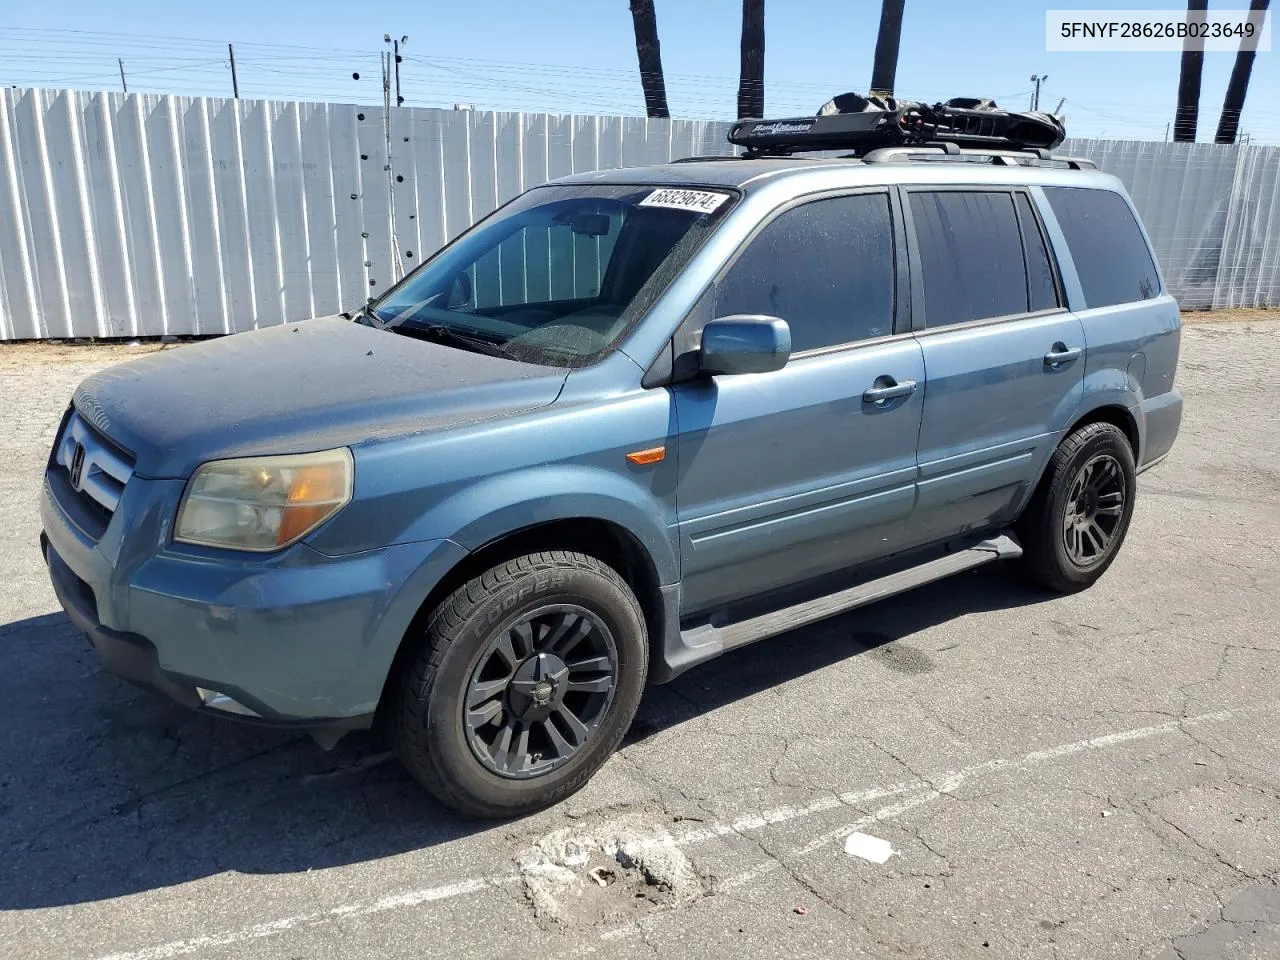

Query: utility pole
[118,58,127,93]
[381,48,390,111]
[228,43,240,98]
[1030,74,1047,111]
[1165,121,1171,141]
[384,34,406,106]
[395,37,405,106]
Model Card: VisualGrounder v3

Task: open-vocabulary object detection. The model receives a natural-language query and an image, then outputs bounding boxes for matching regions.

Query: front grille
[49,410,136,539]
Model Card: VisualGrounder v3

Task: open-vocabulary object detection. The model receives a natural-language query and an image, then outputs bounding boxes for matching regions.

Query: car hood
[72,316,569,478]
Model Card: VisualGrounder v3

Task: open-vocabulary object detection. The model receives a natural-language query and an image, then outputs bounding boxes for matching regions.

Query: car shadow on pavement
[626,565,1057,745]
[0,567,1052,910]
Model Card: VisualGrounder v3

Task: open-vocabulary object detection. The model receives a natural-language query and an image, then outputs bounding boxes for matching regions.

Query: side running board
[666,533,1022,679]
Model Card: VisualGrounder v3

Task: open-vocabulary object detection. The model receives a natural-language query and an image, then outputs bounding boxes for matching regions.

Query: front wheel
[386,551,648,818]
[1017,422,1138,593]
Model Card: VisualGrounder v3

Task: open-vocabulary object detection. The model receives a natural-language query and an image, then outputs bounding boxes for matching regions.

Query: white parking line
[93,880,500,960]
[90,702,1276,960]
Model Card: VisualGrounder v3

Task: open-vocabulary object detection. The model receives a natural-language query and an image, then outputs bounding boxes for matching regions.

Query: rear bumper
[1138,389,1183,469]
[41,474,469,724]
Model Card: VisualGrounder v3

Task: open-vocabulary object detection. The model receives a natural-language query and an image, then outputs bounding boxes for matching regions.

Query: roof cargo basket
[728,95,1067,158]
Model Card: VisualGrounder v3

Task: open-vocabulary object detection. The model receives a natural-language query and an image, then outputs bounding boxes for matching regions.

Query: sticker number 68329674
[638,188,730,214]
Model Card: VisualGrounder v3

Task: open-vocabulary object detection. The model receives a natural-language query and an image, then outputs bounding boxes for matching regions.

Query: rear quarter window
[1043,187,1161,309]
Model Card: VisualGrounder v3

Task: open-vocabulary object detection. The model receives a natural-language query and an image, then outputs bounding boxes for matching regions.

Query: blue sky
[2,0,1276,143]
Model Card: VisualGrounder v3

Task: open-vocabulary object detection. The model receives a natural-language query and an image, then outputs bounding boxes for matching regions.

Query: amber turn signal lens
[625,446,666,465]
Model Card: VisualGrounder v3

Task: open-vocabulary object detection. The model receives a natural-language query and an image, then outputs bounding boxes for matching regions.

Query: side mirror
[698,315,791,377]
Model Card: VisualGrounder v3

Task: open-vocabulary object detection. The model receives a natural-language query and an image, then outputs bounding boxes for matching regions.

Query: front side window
[715,193,895,352]
[1043,186,1160,309]
[909,190,1029,327]
[367,184,736,367]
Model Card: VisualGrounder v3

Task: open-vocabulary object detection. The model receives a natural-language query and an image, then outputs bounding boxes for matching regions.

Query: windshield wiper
[391,321,515,360]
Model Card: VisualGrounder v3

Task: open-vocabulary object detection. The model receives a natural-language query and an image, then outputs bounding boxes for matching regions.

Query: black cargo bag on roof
[730,95,1066,156]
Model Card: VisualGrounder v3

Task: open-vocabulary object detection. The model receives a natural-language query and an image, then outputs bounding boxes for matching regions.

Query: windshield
[364,184,736,367]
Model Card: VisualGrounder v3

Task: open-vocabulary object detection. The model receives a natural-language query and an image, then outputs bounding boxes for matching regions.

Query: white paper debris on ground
[843,832,895,864]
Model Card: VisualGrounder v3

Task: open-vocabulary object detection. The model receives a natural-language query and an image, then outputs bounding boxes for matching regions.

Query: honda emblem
[69,443,86,490]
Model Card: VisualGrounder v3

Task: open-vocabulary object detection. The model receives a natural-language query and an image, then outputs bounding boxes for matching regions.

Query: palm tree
[737,0,766,119]
[1216,0,1270,143]
[870,0,906,98]
[1174,0,1209,141]
[629,0,670,119]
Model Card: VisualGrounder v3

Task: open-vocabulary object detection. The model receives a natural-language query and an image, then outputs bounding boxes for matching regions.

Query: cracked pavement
[3,315,1280,959]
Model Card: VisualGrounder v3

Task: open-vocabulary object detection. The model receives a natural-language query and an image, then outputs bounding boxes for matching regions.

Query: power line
[0,26,1275,142]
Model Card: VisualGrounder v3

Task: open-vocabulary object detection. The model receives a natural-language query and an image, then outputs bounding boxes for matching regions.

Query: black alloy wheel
[1062,453,1127,567]
[1017,421,1138,593]
[464,605,619,779]
[386,551,648,818]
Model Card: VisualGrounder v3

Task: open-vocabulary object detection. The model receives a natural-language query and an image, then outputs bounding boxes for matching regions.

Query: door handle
[1044,344,1082,368]
[862,378,918,405]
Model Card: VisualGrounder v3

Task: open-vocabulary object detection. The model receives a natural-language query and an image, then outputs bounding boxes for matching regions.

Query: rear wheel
[386,550,647,818]
[1017,422,1137,593]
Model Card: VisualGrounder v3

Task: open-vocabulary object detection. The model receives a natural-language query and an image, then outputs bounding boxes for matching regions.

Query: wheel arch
[1064,403,1140,461]
[1019,402,1141,518]
[375,515,669,722]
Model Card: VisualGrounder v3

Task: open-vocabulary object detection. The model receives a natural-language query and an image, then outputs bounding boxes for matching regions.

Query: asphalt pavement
[2,316,1279,960]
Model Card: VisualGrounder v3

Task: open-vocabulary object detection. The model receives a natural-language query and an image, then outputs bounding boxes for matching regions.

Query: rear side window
[1015,194,1060,313]
[716,193,894,352]
[1043,187,1160,308]
[909,191,1028,326]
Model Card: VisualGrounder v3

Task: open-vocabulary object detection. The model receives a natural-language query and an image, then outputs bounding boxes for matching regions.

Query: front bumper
[41,474,468,724]
[46,540,203,712]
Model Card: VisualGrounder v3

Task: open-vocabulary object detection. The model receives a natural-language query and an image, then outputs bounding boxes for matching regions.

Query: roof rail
[861,144,1096,170]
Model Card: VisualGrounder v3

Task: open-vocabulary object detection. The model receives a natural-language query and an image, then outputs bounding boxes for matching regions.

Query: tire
[386,550,648,818]
[1017,422,1138,594]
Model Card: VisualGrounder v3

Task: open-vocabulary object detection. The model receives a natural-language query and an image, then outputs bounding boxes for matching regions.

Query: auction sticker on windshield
[639,188,730,214]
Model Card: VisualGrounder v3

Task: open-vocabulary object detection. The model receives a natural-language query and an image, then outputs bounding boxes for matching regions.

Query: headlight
[175,449,353,552]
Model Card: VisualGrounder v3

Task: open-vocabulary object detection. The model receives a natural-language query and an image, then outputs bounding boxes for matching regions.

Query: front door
[903,187,1086,542]
[673,190,925,616]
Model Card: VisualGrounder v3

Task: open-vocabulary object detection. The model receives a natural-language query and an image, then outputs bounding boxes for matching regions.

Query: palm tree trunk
[1216,0,1270,143]
[1174,0,1209,142]
[737,0,766,119]
[629,0,670,119]
[870,0,906,98]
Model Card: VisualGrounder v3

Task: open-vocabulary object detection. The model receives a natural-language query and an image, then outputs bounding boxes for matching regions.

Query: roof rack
[727,98,1069,159]
[861,143,1096,170]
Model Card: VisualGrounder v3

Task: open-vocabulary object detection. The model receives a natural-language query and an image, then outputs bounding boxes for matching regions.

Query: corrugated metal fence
[1,87,1278,340]
[0,88,731,339]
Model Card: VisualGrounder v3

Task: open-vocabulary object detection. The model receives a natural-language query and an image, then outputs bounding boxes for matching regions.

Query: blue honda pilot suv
[41,113,1182,817]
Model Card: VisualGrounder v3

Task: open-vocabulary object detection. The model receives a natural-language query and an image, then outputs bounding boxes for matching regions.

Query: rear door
[673,190,925,616]
[903,187,1086,543]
